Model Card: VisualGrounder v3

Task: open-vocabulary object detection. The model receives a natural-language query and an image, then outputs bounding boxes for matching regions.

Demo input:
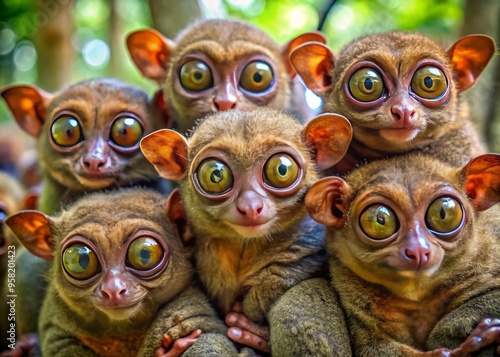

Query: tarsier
[290,32,496,173]
[305,153,500,356]
[6,188,240,357]
[140,107,353,351]
[0,78,169,340]
[127,19,326,133]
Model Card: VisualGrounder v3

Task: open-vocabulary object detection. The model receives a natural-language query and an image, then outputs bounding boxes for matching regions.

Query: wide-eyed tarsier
[6,188,241,357]
[290,32,496,174]
[306,153,500,356]
[127,19,326,133]
[140,107,353,353]
[0,78,170,344]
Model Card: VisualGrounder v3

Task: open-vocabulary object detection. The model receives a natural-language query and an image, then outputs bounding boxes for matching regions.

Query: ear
[126,29,175,82]
[1,85,52,137]
[151,90,173,128]
[140,129,189,181]
[303,113,352,170]
[165,189,194,250]
[23,190,39,210]
[448,35,496,91]
[305,177,350,229]
[461,154,500,211]
[5,210,54,261]
[289,42,334,96]
[283,31,327,77]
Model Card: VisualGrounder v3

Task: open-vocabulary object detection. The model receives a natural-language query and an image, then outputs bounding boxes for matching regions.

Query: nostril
[101,290,110,300]
[256,207,262,214]
[97,161,105,168]
[404,249,416,261]
[230,102,236,109]
[118,289,127,296]
[214,102,220,111]
[83,160,90,168]
[237,208,246,216]
[391,108,402,120]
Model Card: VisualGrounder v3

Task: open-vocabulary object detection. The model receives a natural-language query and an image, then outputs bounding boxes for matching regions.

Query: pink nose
[391,104,416,126]
[213,98,237,111]
[81,156,108,173]
[236,190,264,223]
[100,274,128,302]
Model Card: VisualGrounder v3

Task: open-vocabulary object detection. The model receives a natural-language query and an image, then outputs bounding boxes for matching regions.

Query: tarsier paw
[226,302,270,353]
[0,333,39,357]
[155,329,202,357]
[460,318,500,354]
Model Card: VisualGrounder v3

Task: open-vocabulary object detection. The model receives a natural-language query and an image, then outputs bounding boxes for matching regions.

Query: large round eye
[348,68,384,102]
[426,197,463,234]
[63,243,99,280]
[240,61,273,92]
[264,154,299,189]
[197,159,233,195]
[110,117,143,147]
[411,66,447,99]
[359,204,399,240]
[180,60,213,91]
[127,237,164,271]
[51,116,83,147]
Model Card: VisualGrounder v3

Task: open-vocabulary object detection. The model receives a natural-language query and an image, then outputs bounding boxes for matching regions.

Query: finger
[227,327,270,353]
[155,346,167,357]
[231,301,243,313]
[162,334,174,349]
[225,312,269,340]
[478,326,500,346]
[163,337,199,357]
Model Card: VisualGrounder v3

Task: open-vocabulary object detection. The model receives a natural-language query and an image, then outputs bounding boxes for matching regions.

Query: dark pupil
[139,249,150,265]
[364,78,373,90]
[424,76,433,89]
[253,72,263,83]
[376,212,385,225]
[440,207,446,220]
[79,254,90,270]
[210,170,222,183]
[120,127,128,135]
[278,164,287,176]
[194,72,202,80]
[66,128,74,138]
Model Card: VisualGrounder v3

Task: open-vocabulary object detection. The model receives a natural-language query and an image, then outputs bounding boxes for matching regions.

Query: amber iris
[348,68,384,102]
[51,116,82,147]
[359,204,399,240]
[264,154,299,189]
[110,117,143,147]
[426,197,463,234]
[180,60,213,91]
[240,61,273,92]
[197,159,233,194]
[63,243,99,280]
[411,66,447,99]
[127,237,163,270]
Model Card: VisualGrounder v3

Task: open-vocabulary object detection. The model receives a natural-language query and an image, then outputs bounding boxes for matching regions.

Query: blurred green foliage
[0,0,465,123]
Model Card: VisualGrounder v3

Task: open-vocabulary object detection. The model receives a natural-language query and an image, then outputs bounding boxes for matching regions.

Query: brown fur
[7,189,238,357]
[310,154,500,355]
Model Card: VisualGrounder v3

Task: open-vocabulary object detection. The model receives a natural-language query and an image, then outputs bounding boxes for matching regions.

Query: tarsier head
[1,78,166,192]
[306,154,500,300]
[6,189,193,321]
[290,33,496,152]
[127,19,326,133]
[141,108,352,240]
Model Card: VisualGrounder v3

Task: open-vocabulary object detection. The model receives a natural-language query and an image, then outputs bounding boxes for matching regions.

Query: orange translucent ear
[289,42,334,96]
[462,154,500,211]
[165,189,194,249]
[305,177,350,229]
[140,129,189,181]
[126,29,175,82]
[6,210,53,261]
[1,85,52,137]
[448,35,496,91]
[283,31,327,77]
[303,113,352,170]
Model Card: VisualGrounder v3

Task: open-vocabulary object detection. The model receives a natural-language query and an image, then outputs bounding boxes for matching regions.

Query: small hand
[421,347,465,357]
[225,301,270,353]
[155,329,202,357]
[0,333,39,357]
[460,318,500,355]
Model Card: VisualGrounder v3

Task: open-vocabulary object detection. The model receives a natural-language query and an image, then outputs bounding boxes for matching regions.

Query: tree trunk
[108,0,123,78]
[35,0,74,92]
[459,0,500,150]
[148,0,203,38]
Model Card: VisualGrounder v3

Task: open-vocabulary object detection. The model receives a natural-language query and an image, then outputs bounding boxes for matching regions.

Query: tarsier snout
[99,272,130,306]
[388,93,418,128]
[401,235,432,270]
[236,190,265,224]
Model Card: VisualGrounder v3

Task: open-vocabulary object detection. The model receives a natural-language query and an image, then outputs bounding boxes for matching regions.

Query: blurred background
[0,0,499,150]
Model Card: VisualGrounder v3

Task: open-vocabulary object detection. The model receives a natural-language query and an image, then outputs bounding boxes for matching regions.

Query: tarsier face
[1,79,162,191]
[140,108,352,240]
[291,33,495,151]
[305,154,500,299]
[127,20,326,133]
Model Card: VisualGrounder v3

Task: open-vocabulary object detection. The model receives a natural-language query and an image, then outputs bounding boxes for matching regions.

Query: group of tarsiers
[0,17,499,357]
